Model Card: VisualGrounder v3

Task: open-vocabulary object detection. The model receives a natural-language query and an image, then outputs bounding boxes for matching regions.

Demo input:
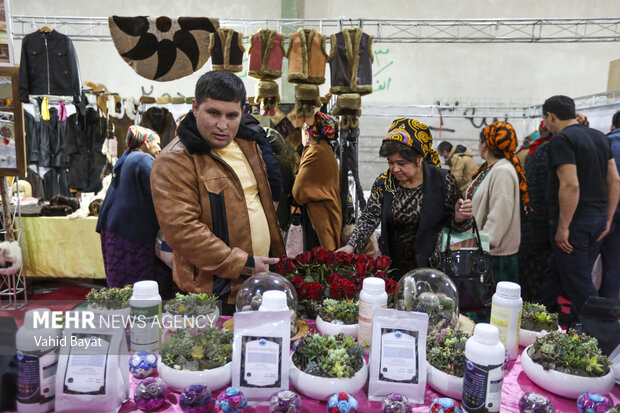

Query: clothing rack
[12,15,620,43]
[0,177,26,310]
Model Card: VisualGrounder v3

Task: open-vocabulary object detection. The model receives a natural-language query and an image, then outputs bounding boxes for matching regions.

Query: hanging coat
[328,28,374,95]
[287,29,328,85]
[209,28,245,73]
[248,29,286,80]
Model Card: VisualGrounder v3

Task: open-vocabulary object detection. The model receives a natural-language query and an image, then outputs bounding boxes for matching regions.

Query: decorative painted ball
[577,392,613,413]
[214,387,247,413]
[327,392,358,413]
[129,350,157,378]
[269,390,302,413]
[381,393,412,413]
[518,392,555,413]
[430,398,463,413]
[179,384,212,413]
[133,377,167,411]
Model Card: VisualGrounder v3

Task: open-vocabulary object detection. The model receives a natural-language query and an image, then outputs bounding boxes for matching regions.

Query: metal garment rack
[0,178,26,310]
[11,15,620,43]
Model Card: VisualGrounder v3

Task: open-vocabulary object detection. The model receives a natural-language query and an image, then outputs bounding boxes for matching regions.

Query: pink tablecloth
[119,319,620,413]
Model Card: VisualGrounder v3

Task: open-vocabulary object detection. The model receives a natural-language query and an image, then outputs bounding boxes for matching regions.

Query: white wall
[11,0,620,188]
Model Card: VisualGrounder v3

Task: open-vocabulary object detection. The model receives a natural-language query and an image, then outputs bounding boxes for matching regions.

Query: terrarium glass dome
[235,272,299,333]
[394,267,459,334]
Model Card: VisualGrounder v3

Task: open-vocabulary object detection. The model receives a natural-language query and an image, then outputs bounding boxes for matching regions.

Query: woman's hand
[336,245,355,253]
[454,199,473,223]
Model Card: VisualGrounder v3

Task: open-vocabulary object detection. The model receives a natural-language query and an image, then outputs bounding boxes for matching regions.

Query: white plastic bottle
[489,281,522,364]
[16,308,59,413]
[358,277,388,348]
[130,280,162,352]
[462,323,505,413]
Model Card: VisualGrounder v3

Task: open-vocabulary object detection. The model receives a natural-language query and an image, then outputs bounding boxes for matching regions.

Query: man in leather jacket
[150,71,284,314]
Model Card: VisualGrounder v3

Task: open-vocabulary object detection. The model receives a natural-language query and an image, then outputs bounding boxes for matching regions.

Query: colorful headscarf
[576,113,589,127]
[303,112,336,141]
[474,121,530,212]
[382,118,441,167]
[126,125,157,150]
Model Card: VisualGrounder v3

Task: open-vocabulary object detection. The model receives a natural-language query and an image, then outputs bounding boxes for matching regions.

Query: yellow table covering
[22,216,105,279]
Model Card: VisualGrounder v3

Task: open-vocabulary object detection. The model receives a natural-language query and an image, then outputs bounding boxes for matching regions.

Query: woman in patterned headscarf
[96,126,173,297]
[292,112,342,250]
[339,118,473,278]
[468,121,528,286]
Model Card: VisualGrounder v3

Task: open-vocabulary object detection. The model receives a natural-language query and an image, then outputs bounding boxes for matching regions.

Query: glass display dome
[235,271,299,333]
[394,267,459,335]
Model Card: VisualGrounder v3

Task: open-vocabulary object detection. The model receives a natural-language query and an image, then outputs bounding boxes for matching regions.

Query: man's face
[440,150,450,161]
[543,112,558,134]
[192,98,243,149]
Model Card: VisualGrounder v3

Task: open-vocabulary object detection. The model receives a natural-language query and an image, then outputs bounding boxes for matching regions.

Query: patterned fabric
[304,111,337,141]
[576,113,590,127]
[100,228,172,298]
[349,173,469,277]
[383,118,442,167]
[466,162,495,201]
[126,125,157,149]
[475,121,530,211]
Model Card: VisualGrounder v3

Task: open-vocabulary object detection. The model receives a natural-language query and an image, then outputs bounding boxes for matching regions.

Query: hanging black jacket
[18,30,81,103]
[66,108,107,193]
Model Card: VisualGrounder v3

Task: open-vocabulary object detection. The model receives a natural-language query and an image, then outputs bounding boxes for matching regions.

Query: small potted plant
[316,299,359,338]
[426,328,469,399]
[521,330,615,399]
[157,326,233,392]
[163,293,220,340]
[519,302,560,347]
[289,333,367,400]
[85,285,132,326]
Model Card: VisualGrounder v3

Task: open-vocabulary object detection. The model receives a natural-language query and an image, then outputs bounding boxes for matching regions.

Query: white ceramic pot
[289,354,368,400]
[156,360,232,392]
[315,315,358,338]
[521,345,615,399]
[426,361,463,400]
[519,325,562,348]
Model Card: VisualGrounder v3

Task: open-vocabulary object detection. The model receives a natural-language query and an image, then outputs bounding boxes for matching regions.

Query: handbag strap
[444,216,484,252]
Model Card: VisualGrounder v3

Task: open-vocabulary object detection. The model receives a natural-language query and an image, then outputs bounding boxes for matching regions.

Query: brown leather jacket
[151,120,284,304]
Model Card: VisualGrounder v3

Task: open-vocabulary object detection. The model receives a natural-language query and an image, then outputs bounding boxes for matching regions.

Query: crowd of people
[96,70,620,321]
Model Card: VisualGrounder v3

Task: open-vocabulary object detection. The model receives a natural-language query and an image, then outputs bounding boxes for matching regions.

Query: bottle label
[358,299,387,348]
[130,303,162,351]
[17,349,58,405]
[462,359,504,412]
[490,303,521,360]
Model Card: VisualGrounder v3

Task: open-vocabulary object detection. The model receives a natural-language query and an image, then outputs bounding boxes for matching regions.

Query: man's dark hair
[379,140,423,164]
[542,95,576,121]
[195,70,246,107]
[437,141,453,153]
[612,110,620,129]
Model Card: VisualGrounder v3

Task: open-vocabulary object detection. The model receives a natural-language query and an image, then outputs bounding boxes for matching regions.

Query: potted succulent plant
[163,293,220,341]
[426,328,469,399]
[157,326,233,392]
[85,285,132,310]
[316,299,359,338]
[519,302,560,347]
[85,285,132,327]
[290,333,368,400]
[521,330,615,399]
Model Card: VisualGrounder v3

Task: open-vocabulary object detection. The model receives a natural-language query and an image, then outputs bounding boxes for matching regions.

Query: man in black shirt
[539,95,620,323]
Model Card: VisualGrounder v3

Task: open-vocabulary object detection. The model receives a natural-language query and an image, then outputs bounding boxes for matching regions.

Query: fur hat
[332,93,362,117]
[293,84,322,126]
[255,80,280,116]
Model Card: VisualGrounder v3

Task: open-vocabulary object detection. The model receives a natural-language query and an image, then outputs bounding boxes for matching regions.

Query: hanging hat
[383,118,441,167]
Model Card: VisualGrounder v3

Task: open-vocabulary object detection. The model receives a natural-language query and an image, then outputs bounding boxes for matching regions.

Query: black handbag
[431,218,495,312]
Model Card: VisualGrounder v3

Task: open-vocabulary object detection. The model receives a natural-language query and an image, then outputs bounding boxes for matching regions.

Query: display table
[118,319,619,413]
[21,216,106,279]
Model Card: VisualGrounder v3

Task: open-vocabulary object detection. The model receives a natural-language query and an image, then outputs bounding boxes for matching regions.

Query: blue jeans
[539,216,606,316]
[600,219,620,298]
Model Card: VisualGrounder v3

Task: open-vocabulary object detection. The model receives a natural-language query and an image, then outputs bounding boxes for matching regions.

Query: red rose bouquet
[274,247,397,318]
